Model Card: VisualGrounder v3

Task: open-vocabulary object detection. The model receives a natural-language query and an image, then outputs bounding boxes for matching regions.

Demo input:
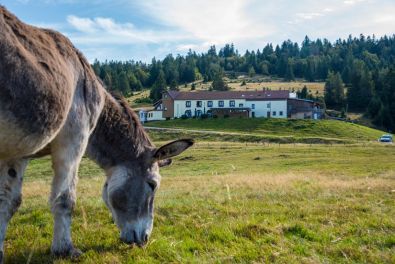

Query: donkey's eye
[147,181,157,192]
[8,168,17,178]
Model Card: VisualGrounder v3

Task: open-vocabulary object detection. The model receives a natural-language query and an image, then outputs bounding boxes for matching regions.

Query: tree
[211,74,229,91]
[103,73,112,90]
[128,72,142,91]
[169,80,179,91]
[150,70,167,101]
[285,58,295,81]
[347,60,374,110]
[297,86,308,99]
[118,71,131,95]
[248,66,256,77]
[325,71,345,108]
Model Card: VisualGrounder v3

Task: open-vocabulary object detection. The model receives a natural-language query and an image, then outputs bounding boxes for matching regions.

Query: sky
[1,0,395,63]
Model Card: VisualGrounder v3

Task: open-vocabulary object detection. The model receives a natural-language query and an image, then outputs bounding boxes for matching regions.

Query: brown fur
[0,6,78,136]
[86,93,154,169]
[0,6,108,158]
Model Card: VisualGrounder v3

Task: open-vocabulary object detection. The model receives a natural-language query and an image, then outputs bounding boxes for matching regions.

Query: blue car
[378,134,393,143]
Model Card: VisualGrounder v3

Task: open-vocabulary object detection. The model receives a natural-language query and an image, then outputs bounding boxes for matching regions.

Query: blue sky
[2,0,394,62]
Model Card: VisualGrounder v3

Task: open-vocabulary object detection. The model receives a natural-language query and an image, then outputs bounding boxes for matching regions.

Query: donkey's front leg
[0,159,28,264]
[50,128,89,258]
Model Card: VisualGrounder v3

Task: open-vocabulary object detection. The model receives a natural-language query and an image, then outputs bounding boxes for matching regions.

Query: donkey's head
[102,139,193,246]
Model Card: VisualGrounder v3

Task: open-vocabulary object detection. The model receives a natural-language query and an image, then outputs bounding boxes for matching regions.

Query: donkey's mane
[86,91,154,169]
[111,92,153,148]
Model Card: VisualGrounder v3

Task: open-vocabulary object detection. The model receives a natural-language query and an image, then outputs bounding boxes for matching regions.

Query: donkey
[0,6,193,261]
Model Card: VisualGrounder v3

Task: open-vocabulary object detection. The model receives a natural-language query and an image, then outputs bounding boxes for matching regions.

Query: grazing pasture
[4,142,395,263]
[147,118,383,143]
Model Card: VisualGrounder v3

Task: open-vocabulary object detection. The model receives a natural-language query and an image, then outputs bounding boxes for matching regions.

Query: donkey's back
[0,6,83,159]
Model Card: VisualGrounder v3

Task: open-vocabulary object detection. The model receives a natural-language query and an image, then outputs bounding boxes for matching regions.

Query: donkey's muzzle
[120,230,149,247]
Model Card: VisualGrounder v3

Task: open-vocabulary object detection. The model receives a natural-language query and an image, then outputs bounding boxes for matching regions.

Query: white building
[138,100,166,123]
[159,90,322,119]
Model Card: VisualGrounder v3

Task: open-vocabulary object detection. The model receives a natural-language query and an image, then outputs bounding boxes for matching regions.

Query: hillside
[147,118,385,143]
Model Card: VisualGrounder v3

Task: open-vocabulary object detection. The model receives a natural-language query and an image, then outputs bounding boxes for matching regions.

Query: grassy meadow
[147,118,384,144]
[4,140,395,263]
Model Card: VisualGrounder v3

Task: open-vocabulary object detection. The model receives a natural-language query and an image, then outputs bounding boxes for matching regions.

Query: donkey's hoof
[53,246,82,259]
[69,247,83,259]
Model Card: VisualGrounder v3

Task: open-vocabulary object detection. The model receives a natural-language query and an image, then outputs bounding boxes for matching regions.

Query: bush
[135,97,153,104]
[224,114,230,118]
[200,114,209,119]
[181,115,188,119]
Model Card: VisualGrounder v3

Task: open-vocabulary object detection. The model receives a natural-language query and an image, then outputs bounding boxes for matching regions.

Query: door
[267,111,271,118]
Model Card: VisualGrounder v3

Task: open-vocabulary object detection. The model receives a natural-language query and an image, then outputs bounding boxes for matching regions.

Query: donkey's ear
[154,139,194,160]
[158,159,172,167]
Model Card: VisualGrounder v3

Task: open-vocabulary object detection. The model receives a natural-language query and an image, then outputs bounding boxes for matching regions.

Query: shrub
[135,97,153,104]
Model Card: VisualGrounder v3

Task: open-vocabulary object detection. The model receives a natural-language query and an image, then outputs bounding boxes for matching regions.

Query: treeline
[92,34,395,131]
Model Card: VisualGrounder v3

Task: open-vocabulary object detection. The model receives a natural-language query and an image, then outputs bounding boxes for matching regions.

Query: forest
[91,34,395,131]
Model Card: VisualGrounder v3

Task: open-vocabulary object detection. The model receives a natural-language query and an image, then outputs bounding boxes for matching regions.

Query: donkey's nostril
[143,233,149,243]
[120,236,133,245]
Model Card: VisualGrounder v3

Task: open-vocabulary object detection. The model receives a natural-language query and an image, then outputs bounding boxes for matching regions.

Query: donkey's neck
[86,93,154,170]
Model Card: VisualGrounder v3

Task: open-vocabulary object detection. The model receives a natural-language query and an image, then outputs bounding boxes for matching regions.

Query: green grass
[4,142,395,263]
[147,118,385,143]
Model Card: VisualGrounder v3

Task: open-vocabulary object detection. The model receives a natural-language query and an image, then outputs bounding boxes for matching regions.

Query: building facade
[162,90,315,119]
[141,90,322,121]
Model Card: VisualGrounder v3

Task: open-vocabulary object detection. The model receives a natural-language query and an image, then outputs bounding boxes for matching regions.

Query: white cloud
[296,12,323,20]
[136,0,274,47]
[344,0,366,5]
[67,15,97,33]
[66,15,187,45]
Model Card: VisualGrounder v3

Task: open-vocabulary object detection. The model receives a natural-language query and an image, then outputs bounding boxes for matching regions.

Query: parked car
[378,134,393,143]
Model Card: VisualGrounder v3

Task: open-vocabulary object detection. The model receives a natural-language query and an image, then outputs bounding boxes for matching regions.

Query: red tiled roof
[165,90,290,100]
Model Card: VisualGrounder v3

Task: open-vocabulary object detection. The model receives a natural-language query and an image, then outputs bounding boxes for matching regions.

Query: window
[279,111,283,116]
[219,101,224,107]
[229,100,235,107]
[186,101,191,107]
[273,111,276,116]
[239,103,244,107]
[197,101,202,107]
[164,107,168,111]
[252,104,255,109]
[185,110,192,117]
[267,103,271,108]
[207,101,213,107]
[163,94,168,99]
